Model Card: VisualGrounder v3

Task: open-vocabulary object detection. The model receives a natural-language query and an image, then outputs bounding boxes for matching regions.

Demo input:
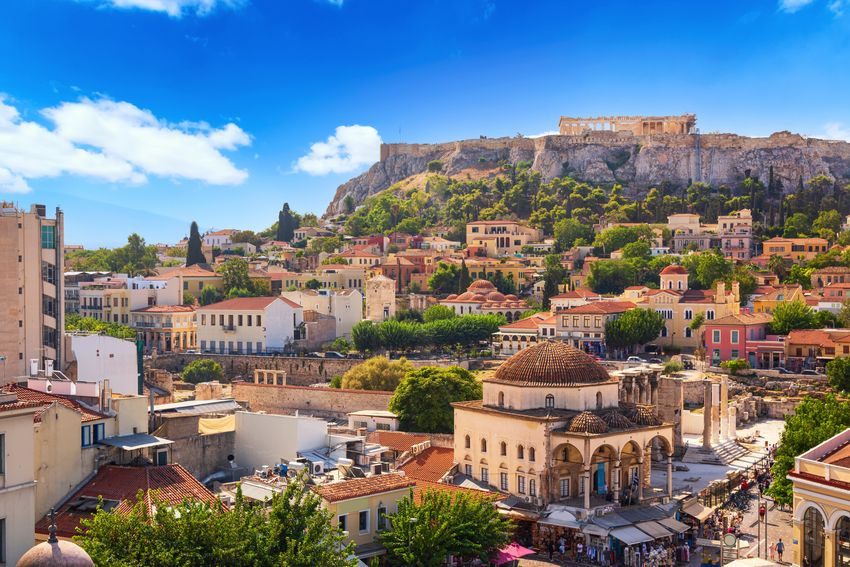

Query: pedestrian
[577,541,584,563]
[547,538,555,560]
[777,538,785,563]
[769,542,776,561]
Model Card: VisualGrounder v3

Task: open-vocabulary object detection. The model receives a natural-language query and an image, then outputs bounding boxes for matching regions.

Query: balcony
[222,324,237,333]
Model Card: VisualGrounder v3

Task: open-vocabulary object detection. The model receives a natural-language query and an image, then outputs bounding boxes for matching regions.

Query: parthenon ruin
[558,114,696,136]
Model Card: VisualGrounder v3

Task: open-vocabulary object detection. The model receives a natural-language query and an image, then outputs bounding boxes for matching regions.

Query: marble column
[667,455,674,497]
[720,375,729,441]
[582,468,591,509]
[702,380,713,450]
[729,406,738,441]
[612,461,621,502]
[637,459,645,501]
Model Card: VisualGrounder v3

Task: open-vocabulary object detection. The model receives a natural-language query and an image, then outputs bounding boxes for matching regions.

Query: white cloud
[823,122,850,141]
[529,130,559,138]
[829,0,847,15]
[86,0,246,18]
[779,0,815,12]
[294,125,381,175]
[0,95,250,193]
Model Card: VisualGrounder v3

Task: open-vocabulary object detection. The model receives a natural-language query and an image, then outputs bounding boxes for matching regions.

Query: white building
[197,296,303,354]
[234,411,329,471]
[348,410,399,432]
[65,334,139,395]
[282,288,363,339]
[203,229,237,248]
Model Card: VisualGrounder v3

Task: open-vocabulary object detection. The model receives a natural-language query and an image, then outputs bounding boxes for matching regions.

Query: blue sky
[1,0,849,247]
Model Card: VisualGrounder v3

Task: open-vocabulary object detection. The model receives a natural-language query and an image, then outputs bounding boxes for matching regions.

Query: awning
[610,526,655,546]
[98,433,173,451]
[582,523,610,537]
[539,509,580,529]
[636,521,674,539]
[493,543,535,565]
[658,517,691,534]
[682,501,713,522]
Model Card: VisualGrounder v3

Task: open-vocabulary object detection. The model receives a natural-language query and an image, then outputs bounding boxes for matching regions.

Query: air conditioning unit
[310,461,324,475]
[371,463,383,475]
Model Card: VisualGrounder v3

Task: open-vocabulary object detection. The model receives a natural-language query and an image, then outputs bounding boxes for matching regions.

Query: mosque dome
[492,342,611,386]
[568,411,609,434]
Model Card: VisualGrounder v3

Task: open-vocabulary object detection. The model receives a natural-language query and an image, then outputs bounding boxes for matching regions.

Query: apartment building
[758,237,830,263]
[131,304,197,354]
[155,264,223,297]
[667,213,714,253]
[203,228,237,248]
[197,296,303,354]
[717,209,753,260]
[0,203,64,379]
[466,220,542,257]
[555,301,636,355]
[282,288,363,339]
[79,274,180,324]
[702,312,784,369]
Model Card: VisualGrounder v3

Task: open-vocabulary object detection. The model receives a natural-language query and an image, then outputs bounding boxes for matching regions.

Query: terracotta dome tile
[492,341,611,386]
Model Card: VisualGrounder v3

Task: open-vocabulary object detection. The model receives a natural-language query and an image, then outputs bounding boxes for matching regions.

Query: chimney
[716,281,726,300]
[731,281,740,304]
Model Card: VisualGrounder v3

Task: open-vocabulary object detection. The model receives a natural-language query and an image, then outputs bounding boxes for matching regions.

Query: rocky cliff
[325,130,850,216]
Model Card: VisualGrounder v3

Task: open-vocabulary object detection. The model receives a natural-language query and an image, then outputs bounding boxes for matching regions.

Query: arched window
[677,280,682,290]
[481,439,487,453]
[498,391,505,407]
[500,441,507,456]
[464,435,470,449]
[517,445,524,459]
[528,447,536,462]
[545,394,555,409]
[803,507,825,567]
[596,391,603,410]
[836,516,850,567]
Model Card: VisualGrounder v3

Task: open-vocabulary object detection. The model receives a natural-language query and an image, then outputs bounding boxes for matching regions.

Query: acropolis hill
[325,114,850,215]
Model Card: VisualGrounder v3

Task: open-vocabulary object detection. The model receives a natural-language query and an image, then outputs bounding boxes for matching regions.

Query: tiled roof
[399,447,456,483]
[411,480,504,504]
[132,304,196,313]
[679,290,719,304]
[660,265,688,275]
[492,341,611,387]
[198,296,300,311]
[707,312,773,326]
[5,385,108,423]
[35,464,221,538]
[313,473,414,503]
[786,329,836,347]
[560,301,635,315]
[0,399,44,414]
[366,431,430,453]
[551,288,601,299]
[340,249,380,258]
[207,229,237,236]
[150,264,216,278]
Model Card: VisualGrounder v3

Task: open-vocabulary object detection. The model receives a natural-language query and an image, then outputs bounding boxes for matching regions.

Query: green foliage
[340,356,414,391]
[307,236,343,255]
[352,320,382,352]
[593,224,654,254]
[199,286,224,306]
[768,395,850,506]
[328,337,352,353]
[394,308,424,323]
[553,217,593,251]
[785,264,814,289]
[182,291,196,306]
[689,312,706,331]
[486,270,517,295]
[230,230,263,246]
[458,260,470,293]
[813,209,843,238]
[329,375,343,388]
[605,309,664,352]
[379,489,512,566]
[621,240,651,260]
[770,300,815,334]
[663,361,683,375]
[65,234,158,276]
[587,259,638,294]
[720,358,751,376]
[277,203,297,242]
[65,314,136,340]
[783,212,811,238]
[304,278,321,290]
[186,221,207,266]
[814,309,841,328]
[216,258,251,293]
[76,473,356,566]
[343,194,355,214]
[681,249,732,289]
[428,262,461,295]
[389,366,482,433]
[427,160,444,172]
[181,359,224,384]
[827,357,850,393]
[423,305,456,323]
[542,254,566,309]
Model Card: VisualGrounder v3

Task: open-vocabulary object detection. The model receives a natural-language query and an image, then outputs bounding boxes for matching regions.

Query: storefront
[681,499,714,539]
[536,507,582,555]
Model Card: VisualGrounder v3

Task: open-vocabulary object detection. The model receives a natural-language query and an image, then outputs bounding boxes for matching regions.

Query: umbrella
[492,542,535,565]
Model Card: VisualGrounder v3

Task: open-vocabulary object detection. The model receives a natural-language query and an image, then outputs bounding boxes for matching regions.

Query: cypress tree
[458,259,470,293]
[186,221,206,266]
[277,203,296,242]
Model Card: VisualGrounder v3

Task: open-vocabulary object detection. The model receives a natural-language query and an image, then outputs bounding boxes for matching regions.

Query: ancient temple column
[702,380,713,450]
[719,376,729,441]
[651,380,658,405]
[667,455,674,497]
[612,460,621,502]
[728,406,737,441]
[582,468,591,509]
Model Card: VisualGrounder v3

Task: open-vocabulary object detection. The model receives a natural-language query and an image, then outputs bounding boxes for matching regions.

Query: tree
[186,221,207,266]
[217,258,252,294]
[542,254,566,309]
[621,240,651,260]
[389,366,482,433]
[605,309,664,354]
[827,357,850,392]
[343,194,355,214]
[378,320,421,352]
[587,259,638,294]
[768,395,850,506]
[328,337,352,353]
[379,489,512,566]
[199,286,224,306]
[394,308,424,323]
[65,314,135,340]
[593,224,654,254]
[553,217,593,251]
[231,230,263,246]
[352,320,381,352]
[783,212,811,238]
[182,359,223,384]
[813,210,843,238]
[720,359,751,376]
[340,356,414,391]
[814,309,841,328]
[770,300,815,334]
[423,305,456,323]
[767,254,787,280]
[77,473,356,566]
[428,262,461,295]
[458,259,470,293]
[277,203,297,242]
[681,250,732,289]
[182,291,196,306]
[305,278,321,290]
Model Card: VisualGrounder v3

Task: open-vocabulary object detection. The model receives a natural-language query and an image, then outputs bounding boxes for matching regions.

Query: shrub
[182,359,223,384]
[662,361,683,375]
[720,358,751,376]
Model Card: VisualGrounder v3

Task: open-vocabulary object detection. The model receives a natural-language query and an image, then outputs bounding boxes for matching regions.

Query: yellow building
[314,473,414,561]
[753,285,805,314]
[155,264,223,298]
[761,237,830,262]
[788,427,850,567]
[466,220,542,257]
[131,304,198,353]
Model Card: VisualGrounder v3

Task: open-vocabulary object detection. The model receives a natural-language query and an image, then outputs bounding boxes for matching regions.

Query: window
[707,310,715,320]
[93,423,105,443]
[238,315,243,326]
[41,225,56,249]
[247,315,252,326]
[498,391,504,407]
[731,330,739,344]
[528,447,535,462]
[257,315,262,326]
[464,464,472,476]
[358,510,370,533]
[464,435,471,449]
[684,309,693,320]
[481,467,489,483]
[731,349,739,359]
[338,514,347,532]
[0,434,4,474]
[377,505,387,531]
[545,394,555,409]
[529,478,537,497]
[517,475,526,494]
[500,472,509,490]
[559,477,570,497]
[500,442,507,456]
[660,326,667,337]
[685,327,692,338]
[517,445,524,459]
[481,439,487,452]
[712,330,721,344]
[81,425,92,447]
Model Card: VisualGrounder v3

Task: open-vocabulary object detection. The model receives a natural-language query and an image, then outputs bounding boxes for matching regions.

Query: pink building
[703,312,785,369]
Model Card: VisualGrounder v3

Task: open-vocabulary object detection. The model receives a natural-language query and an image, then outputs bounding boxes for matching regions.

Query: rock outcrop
[325,131,850,216]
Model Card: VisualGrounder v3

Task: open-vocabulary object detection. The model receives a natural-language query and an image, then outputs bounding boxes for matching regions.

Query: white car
[626,356,647,364]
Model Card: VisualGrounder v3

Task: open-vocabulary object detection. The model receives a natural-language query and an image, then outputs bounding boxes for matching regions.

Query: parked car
[324,351,346,359]
[184,349,198,354]
[626,356,647,364]
[801,369,825,376]
[306,352,322,358]
[774,367,794,374]
[648,357,663,364]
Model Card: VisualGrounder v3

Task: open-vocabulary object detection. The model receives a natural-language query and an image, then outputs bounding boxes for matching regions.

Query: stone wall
[682,379,706,406]
[154,414,236,481]
[232,382,394,419]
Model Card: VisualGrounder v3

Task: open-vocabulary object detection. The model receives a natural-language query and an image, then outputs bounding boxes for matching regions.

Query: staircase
[681,439,760,468]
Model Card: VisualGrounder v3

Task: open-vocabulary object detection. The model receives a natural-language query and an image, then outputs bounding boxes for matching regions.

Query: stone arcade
[558,114,696,136]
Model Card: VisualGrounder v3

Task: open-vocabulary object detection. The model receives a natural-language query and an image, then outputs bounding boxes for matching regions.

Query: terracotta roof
[467,220,522,225]
[207,229,237,236]
[624,286,649,291]
[313,473,414,503]
[0,399,44,414]
[366,431,430,453]
[660,265,688,275]
[398,446,455,483]
[468,279,497,292]
[601,410,636,430]
[560,301,635,315]
[499,313,551,330]
[787,329,840,346]
[568,411,609,433]
[758,285,803,302]
[814,266,850,274]
[35,464,221,538]
[339,249,380,258]
[627,406,664,426]
[679,289,719,304]
[132,304,196,313]
[150,264,216,278]
[197,296,300,311]
[5,385,108,423]
[551,288,601,299]
[411,480,504,504]
[490,341,611,387]
[707,312,773,326]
